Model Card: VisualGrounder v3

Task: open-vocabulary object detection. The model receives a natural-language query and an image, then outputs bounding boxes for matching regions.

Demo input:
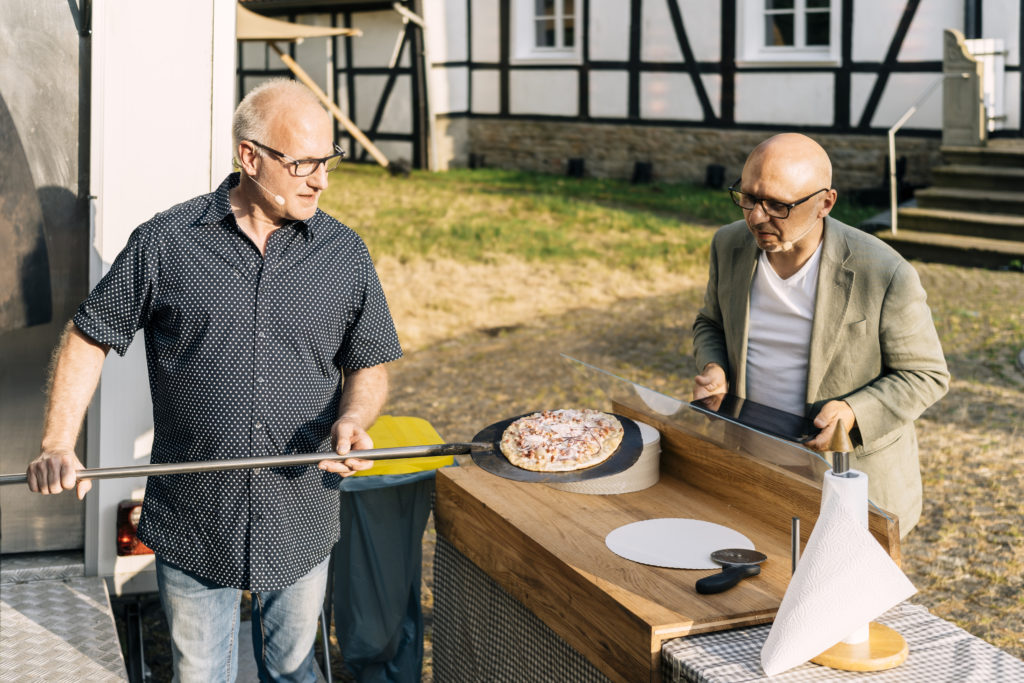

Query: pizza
[500,409,624,472]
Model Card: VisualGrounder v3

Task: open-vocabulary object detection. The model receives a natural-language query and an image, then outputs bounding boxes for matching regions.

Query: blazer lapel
[806,218,854,404]
[729,238,759,398]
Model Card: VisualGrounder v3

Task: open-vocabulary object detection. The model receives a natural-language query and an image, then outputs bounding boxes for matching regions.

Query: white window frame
[511,0,582,65]
[737,0,842,67]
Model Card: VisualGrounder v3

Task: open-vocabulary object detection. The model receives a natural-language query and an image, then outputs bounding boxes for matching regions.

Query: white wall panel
[241,41,268,71]
[849,73,877,127]
[294,14,334,98]
[679,0,721,63]
[983,0,1020,66]
[642,0,684,62]
[1003,75,1021,128]
[352,10,410,68]
[869,73,943,129]
[640,72,719,120]
[701,74,722,119]
[897,2,961,61]
[471,69,501,113]
[852,2,903,63]
[471,0,501,63]
[432,66,469,114]
[589,71,629,118]
[509,70,578,116]
[425,0,468,63]
[589,0,631,61]
[355,75,413,133]
[735,72,833,125]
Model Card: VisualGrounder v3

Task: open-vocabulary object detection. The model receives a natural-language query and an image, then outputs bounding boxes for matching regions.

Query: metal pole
[0,442,487,486]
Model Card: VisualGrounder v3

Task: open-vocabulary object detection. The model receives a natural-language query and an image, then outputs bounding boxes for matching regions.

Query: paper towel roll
[759,469,916,677]
[822,470,870,644]
[547,421,660,495]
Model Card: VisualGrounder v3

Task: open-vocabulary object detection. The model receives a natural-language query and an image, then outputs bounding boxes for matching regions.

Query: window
[738,0,841,65]
[513,0,581,64]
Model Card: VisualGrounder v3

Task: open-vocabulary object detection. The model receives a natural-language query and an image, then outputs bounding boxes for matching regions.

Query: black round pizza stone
[469,412,644,483]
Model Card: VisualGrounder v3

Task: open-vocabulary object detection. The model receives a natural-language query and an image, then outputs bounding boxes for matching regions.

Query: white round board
[605,518,755,569]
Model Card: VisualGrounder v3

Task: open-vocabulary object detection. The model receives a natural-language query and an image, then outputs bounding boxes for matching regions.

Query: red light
[116,500,154,556]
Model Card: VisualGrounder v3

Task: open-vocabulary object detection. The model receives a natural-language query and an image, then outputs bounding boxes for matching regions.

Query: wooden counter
[434,399,900,683]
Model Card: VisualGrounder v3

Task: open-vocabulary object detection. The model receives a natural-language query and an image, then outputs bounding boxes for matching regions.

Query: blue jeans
[155,555,329,683]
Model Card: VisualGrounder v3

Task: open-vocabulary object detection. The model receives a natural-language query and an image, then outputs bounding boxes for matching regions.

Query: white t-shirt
[745,244,823,416]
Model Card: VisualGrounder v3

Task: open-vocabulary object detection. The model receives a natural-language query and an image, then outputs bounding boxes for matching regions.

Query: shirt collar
[201,172,318,240]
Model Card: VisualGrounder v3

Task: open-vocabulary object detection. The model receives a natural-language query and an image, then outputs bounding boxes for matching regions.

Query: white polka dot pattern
[73,173,403,590]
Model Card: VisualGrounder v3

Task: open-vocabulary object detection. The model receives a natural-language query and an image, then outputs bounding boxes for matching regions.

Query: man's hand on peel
[321,417,374,476]
[804,400,857,452]
[27,449,92,499]
[693,363,728,404]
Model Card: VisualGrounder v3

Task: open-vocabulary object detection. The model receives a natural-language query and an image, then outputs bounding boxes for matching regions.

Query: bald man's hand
[693,363,728,406]
[804,400,856,452]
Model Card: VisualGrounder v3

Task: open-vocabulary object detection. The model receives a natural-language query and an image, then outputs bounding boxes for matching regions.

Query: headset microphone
[781,221,818,252]
[248,174,285,206]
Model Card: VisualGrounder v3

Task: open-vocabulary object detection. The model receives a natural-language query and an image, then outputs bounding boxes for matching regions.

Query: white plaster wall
[642,0,684,63]
[589,0,631,61]
[851,1,904,63]
[850,72,877,127]
[679,0,721,63]
[472,69,502,113]
[640,72,720,121]
[983,0,1020,66]
[868,73,944,129]
[352,10,410,69]
[294,14,334,98]
[701,74,722,119]
[1003,75,1021,128]
[425,0,467,63]
[87,0,235,587]
[897,1,962,61]
[509,70,578,116]
[590,71,629,118]
[355,75,414,133]
[471,0,501,63]
[734,72,834,125]
[432,66,469,115]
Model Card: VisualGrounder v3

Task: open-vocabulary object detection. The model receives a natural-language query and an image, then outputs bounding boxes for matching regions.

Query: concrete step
[914,187,1024,214]
[930,164,1024,192]
[896,207,1024,241]
[942,145,1024,168]
[876,228,1024,270]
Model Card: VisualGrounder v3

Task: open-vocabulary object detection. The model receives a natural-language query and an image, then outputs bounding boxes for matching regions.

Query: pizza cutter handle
[695,564,761,594]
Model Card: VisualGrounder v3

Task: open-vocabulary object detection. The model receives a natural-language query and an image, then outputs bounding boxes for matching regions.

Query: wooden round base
[810,622,909,672]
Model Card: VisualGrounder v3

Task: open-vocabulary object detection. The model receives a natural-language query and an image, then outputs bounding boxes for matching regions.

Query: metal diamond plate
[0,551,85,584]
[0,576,128,681]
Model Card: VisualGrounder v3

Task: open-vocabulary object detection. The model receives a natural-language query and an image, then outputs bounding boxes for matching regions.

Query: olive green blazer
[693,216,949,534]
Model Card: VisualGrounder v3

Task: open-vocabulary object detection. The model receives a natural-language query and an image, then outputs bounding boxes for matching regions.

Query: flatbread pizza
[500,409,624,472]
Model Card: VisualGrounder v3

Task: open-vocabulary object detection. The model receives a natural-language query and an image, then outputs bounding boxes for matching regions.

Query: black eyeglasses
[728,178,829,219]
[248,140,346,177]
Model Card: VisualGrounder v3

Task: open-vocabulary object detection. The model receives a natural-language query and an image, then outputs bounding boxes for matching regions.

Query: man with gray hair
[27,78,402,681]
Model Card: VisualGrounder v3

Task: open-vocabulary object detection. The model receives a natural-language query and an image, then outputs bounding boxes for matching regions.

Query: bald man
[692,133,949,536]
[27,79,403,680]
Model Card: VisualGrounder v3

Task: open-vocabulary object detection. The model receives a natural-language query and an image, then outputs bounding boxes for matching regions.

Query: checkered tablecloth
[434,535,1024,682]
[664,602,1024,682]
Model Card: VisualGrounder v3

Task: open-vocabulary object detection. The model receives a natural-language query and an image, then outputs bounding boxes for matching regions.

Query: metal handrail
[887,72,970,235]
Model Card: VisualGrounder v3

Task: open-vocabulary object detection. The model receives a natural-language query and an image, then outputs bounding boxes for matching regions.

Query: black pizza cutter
[695,548,768,594]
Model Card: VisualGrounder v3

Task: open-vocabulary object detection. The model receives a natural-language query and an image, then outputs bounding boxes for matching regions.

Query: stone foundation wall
[436,117,943,193]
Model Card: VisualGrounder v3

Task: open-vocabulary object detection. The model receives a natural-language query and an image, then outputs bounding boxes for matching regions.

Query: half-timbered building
[240,0,1022,192]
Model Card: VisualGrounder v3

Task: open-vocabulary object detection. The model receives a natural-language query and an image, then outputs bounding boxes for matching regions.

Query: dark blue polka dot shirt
[73,173,403,590]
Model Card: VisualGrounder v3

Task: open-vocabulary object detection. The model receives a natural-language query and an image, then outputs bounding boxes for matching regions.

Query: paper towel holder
[810,418,909,672]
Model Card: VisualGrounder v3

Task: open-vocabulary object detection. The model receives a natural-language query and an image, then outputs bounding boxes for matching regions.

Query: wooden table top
[435,398,900,683]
